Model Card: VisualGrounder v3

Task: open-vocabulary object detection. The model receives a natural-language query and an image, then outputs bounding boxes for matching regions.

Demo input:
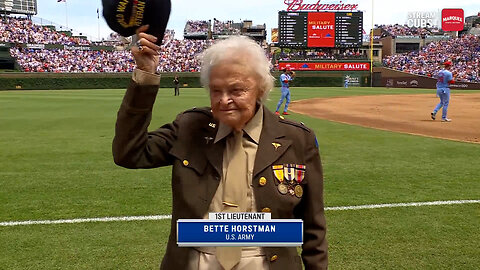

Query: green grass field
[1,87,479,269]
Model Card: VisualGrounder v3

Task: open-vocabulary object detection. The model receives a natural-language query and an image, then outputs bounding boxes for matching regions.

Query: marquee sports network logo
[442,8,464,31]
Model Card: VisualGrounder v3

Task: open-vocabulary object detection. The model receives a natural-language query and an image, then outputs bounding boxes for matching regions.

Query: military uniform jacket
[113,81,328,270]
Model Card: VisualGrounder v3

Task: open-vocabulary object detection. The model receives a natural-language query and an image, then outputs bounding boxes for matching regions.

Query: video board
[278,11,363,48]
[0,0,37,15]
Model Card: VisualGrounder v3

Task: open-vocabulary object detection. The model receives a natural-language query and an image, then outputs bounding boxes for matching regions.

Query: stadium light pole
[97,8,101,41]
[64,0,69,29]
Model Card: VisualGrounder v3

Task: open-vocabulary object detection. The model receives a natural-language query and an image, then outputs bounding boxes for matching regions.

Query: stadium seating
[212,19,241,35]
[383,34,480,83]
[10,47,135,72]
[1,16,90,45]
[376,24,443,37]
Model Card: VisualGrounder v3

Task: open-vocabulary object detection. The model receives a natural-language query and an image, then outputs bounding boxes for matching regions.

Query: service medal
[294,185,303,198]
[272,165,284,183]
[277,183,288,195]
[296,165,306,183]
[284,164,296,183]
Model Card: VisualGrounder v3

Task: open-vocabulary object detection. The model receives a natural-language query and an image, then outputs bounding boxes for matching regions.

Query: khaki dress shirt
[191,107,269,270]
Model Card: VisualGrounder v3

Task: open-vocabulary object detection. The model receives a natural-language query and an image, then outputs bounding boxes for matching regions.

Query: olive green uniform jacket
[113,81,328,270]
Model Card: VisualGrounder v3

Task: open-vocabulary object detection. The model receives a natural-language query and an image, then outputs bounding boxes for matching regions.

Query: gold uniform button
[261,207,271,213]
[270,255,278,262]
[259,177,267,186]
[183,160,189,166]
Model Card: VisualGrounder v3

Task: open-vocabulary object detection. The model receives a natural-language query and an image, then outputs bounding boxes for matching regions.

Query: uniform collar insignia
[204,136,214,144]
[272,142,281,150]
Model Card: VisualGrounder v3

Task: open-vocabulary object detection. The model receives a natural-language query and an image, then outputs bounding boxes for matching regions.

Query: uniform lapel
[253,107,292,178]
[196,118,224,206]
[206,137,225,179]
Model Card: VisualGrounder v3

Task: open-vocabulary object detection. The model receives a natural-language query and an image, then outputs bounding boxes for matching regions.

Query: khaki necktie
[217,131,247,270]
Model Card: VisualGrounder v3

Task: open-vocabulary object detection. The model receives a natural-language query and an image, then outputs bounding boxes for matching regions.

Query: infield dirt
[291,93,480,144]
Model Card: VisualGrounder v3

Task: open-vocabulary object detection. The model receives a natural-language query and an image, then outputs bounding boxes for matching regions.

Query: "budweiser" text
[284,0,359,12]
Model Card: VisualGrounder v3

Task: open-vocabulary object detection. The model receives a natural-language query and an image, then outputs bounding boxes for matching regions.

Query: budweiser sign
[441,8,464,31]
[284,0,359,12]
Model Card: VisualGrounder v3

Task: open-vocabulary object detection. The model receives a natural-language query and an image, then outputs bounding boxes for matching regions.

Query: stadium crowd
[10,36,216,73]
[10,47,135,72]
[184,20,209,33]
[1,16,90,45]
[276,49,365,61]
[376,24,442,37]
[383,34,480,82]
[213,19,241,35]
[157,39,214,72]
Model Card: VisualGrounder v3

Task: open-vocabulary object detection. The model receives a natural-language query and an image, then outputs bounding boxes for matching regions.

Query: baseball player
[431,60,454,122]
[275,68,295,115]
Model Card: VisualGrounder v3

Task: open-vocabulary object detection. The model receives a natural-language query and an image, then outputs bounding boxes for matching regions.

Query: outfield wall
[374,67,480,90]
[0,71,371,90]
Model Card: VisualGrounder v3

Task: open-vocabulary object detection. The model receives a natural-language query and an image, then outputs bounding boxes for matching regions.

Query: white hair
[199,36,275,102]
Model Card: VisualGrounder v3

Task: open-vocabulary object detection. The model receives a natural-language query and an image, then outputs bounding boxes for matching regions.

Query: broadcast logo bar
[177,213,303,247]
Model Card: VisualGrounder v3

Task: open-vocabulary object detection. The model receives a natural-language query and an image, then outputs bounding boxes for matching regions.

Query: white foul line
[1,200,479,227]
[324,200,480,211]
[0,215,172,227]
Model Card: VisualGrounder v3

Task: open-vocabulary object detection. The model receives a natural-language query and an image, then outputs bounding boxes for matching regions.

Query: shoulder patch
[278,118,311,132]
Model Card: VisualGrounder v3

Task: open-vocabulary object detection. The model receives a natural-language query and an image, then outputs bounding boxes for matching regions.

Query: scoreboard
[278,11,363,48]
[0,0,37,15]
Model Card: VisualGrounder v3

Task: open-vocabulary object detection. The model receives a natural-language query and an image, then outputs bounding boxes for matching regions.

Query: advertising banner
[344,75,360,86]
[383,77,480,90]
[271,28,279,43]
[307,12,335,47]
[279,62,370,71]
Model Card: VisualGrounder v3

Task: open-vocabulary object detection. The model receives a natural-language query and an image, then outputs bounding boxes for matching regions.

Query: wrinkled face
[209,60,262,131]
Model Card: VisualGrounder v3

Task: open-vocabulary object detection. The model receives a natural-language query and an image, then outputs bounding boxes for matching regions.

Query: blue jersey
[436,69,453,88]
[280,73,292,88]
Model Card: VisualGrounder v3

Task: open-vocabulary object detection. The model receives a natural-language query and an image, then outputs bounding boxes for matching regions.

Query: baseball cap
[443,60,452,66]
[102,0,171,44]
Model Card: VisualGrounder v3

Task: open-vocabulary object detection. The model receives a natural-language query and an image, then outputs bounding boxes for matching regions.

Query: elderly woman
[113,26,327,270]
